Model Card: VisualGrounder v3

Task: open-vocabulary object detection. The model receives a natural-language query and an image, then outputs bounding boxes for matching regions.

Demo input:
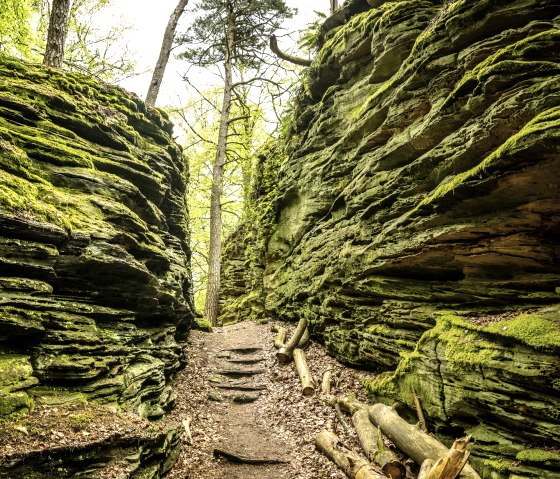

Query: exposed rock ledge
[0,55,193,475]
[221,1,560,477]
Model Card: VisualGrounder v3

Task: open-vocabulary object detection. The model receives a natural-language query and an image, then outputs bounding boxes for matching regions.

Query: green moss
[484,458,512,473]
[68,411,94,431]
[0,392,33,421]
[516,449,560,466]
[193,316,212,332]
[408,105,560,217]
[484,310,560,350]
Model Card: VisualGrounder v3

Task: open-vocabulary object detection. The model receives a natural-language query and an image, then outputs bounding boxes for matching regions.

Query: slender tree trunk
[203,5,235,326]
[331,0,339,15]
[43,0,72,68]
[145,0,189,107]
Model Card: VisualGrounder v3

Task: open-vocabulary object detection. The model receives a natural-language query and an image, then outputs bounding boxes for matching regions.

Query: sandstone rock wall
[222,0,560,477]
[0,55,194,422]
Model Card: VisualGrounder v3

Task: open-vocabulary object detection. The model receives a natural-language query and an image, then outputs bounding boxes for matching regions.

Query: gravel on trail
[165,320,379,479]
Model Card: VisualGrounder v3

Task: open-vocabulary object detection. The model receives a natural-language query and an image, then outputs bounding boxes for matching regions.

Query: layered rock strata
[0,55,194,425]
[221,0,560,477]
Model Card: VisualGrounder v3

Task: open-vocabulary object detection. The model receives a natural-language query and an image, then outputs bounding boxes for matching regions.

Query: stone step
[214,367,265,377]
[207,391,261,403]
[225,357,265,364]
[215,381,267,391]
[220,346,262,355]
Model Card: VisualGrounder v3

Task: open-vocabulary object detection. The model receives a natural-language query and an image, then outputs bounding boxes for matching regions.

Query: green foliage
[297,11,327,54]
[63,0,136,81]
[0,0,36,59]
[0,0,134,82]
[177,0,294,69]
[171,87,272,312]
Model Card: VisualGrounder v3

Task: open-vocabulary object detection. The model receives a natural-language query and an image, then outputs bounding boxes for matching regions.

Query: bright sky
[109,0,329,106]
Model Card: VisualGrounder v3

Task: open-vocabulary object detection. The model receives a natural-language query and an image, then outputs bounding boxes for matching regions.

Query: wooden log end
[302,385,315,396]
[382,461,407,479]
[276,350,291,363]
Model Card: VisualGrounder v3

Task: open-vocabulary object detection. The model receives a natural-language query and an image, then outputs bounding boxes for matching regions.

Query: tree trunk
[294,348,315,396]
[315,430,386,479]
[368,404,481,479]
[145,0,189,107]
[331,0,339,15]
[203,5,235,326]
[43,0,72,68]
[276,318,308,363]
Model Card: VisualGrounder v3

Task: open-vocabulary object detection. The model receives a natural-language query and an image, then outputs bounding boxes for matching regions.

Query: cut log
[368,404,481,479]
[213,447,288,464]
[297,326,310,349]
[424,436,472,479]
[338,393,367,415]
[277,318,308,363]
[376,426,406,479]
[418,459,435,479]
[337,395,405,479]
[322,369,334,395]
[351,408,377,461]
[335,403,351,432]
[293,348,315,396]
[273,326,287,349]
[315,430,386,479]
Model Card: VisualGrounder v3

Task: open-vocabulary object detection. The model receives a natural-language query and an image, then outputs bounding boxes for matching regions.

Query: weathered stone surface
[221,1,560,477]
[0,54,194,425]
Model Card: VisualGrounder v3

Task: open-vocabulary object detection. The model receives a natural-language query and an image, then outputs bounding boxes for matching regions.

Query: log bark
[269,35,312,67]
[277,318,308,363]
[293,348,315,396]
[315,430,386,479]
[297,326,310,349]
[273,326,286,349]
[145,0,189,107]
[337,393,367,415]
[352,408,378,461]
[322,369,334,395]
[337,396,405,478]
[368,404,481,479]
[376,426,406,479]
[43,0,72,68]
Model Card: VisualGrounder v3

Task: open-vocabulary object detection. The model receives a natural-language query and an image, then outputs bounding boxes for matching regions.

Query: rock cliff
[0,55,193,476]
[221,0,560,477]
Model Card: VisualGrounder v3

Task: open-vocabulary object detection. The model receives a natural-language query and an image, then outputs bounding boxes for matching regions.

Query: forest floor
[165,320,378,479]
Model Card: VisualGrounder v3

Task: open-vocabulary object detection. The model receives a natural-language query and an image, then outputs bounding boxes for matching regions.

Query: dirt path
[166,321,375,478]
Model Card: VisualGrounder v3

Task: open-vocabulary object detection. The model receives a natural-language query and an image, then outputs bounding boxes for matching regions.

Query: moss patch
[483,309,560,351]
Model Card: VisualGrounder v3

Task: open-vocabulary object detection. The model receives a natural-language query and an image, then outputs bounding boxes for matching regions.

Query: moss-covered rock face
[0,55,194,423]
[222,0,560,477]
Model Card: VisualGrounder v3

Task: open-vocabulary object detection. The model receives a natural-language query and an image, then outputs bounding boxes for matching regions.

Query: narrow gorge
[0,0,558,478]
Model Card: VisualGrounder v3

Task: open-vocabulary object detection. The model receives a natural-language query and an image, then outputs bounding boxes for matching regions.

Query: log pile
[270,322,481,479]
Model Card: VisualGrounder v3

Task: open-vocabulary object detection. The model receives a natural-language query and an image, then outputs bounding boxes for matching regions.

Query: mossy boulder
[221,1,560,477]
[0,54,193,422]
